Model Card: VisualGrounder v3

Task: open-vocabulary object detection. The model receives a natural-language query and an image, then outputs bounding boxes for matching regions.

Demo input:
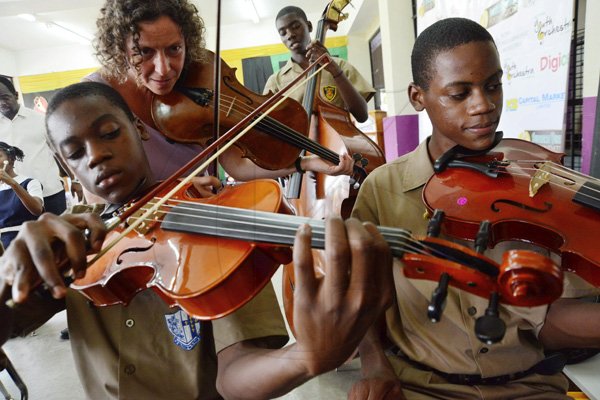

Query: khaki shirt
[263,57,375,109]
[7,204,288,400]
[352,139,581,398]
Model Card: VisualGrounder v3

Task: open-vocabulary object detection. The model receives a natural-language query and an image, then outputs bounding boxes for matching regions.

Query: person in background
[0,81,394,399]
[0,76,67,216]
[349,18,600,400]
[263,6,375,123]
[83,0,353,201]
[0,142,44,249]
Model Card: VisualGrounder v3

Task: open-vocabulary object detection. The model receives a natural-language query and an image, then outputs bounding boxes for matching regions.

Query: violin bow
[88,54,333,266]
[211,0,222,180]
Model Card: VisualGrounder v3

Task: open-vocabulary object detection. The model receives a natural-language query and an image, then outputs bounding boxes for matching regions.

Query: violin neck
[256,114,340,165]
[160,200,410,258]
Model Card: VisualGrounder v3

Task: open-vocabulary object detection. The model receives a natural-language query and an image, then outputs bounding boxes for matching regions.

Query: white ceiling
[0,0,377,52]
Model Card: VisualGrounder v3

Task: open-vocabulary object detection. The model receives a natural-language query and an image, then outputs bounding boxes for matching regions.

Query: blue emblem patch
[165,310,202,350]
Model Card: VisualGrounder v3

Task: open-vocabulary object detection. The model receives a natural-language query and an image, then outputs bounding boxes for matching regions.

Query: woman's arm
[218,145,353,182]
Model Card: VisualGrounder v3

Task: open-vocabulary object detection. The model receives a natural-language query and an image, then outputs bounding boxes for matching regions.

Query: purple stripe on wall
[382,114,419,161]
[581,96,597,174]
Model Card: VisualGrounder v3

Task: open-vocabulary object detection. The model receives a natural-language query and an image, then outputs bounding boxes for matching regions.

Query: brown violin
[423,132,600,288]
[151,51,369,184]
[69,180,562,328]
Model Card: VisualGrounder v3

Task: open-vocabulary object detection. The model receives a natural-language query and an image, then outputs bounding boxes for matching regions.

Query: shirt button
[124,364,136,375]
[480,347,489,354]
[125,319,135,328]
[467,306,477,316]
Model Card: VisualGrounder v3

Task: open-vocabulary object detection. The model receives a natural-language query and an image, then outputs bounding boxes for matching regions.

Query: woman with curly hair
[83,0,353,204]
[0,142,44,249]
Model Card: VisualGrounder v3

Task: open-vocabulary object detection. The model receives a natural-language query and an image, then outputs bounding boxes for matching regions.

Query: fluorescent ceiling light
[17,13,36,22]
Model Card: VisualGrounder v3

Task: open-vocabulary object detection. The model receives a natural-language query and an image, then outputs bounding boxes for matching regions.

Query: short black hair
[0,141,25,163]
[276,6,308,23]
[0,76,17,96]
[412,17,496,90]
[45,82,135,136]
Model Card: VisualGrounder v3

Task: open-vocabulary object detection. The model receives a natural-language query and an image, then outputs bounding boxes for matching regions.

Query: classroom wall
[0,48,17,77]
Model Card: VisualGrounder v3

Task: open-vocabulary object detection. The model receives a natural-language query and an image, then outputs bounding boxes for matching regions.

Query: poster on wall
[22,90,59,115]
[416,0,574,152]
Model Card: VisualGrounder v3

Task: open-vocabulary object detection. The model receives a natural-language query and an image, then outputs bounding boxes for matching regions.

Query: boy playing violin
[0,82,394,399]
[350,18,600,400]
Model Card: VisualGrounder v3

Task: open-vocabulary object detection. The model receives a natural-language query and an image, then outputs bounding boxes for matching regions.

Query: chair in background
[0,348,27,400]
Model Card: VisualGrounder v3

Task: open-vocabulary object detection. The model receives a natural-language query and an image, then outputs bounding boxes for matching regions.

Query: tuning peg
[475,292,506,345]
[426,209,445,238]
[474,220,491,254]
[427,272,450,323]
[352,153,363,161]
[360,157,368,167]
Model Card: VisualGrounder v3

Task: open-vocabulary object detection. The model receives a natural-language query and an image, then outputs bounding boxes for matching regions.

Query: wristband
[294,157,305,174]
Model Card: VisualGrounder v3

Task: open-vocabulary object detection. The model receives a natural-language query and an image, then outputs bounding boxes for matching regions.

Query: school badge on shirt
[165,310,202,350]
[322,85,337,102]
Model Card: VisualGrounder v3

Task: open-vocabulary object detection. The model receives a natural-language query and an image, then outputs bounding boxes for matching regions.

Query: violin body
[152,51,310,171]
[66,178,562,332]
[71,180,294,320]
[423,138,600,287]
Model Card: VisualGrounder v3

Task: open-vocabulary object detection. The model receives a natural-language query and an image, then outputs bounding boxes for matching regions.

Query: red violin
[423,132,600,288]
[69,180,562,321]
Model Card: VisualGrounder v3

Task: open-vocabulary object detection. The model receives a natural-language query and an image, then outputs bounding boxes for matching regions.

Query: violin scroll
[497,249,563,307]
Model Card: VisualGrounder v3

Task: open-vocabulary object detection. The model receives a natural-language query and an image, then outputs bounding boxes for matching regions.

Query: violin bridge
[529,162,552,197]
[126,201,162,235]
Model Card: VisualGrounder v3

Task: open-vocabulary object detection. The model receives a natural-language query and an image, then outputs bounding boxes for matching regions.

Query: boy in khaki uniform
[0,82,394,399]
[263,6,375,123]
[350,18,599,400]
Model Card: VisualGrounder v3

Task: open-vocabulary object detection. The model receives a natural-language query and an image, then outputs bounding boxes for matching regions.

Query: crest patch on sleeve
[322,85,337,101]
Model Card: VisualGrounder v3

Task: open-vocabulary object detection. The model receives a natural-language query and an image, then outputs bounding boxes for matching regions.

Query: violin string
[89,66,331,266]
[131,198,485,266]
[499,164,600,201]
[143,205,448,260]
[217,94,340,162]
[498,169,600,202]
[503,159,600,183]
[214,94,341,163]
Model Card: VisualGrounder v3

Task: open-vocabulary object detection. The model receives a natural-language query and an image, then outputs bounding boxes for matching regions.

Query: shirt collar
[401,137,435,192]
[0,106,24,123]
[280,58,301,76]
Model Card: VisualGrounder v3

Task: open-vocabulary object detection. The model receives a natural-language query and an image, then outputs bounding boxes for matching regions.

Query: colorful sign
[416,0,574,152]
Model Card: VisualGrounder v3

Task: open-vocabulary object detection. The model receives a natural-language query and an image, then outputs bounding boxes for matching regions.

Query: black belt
[394,350,566,386]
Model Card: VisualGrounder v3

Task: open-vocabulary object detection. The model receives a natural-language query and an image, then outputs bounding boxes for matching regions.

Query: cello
[423,132,600,288]
[280,0,385,333]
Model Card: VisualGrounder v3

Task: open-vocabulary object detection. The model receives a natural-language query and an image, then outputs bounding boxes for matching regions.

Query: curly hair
[0,142,25,163]
[94,0,207,82]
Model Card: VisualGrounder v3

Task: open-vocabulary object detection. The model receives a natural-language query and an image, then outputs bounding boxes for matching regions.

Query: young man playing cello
[350,18,600,400]
[0,82,394,399]
[264,6,375,123]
